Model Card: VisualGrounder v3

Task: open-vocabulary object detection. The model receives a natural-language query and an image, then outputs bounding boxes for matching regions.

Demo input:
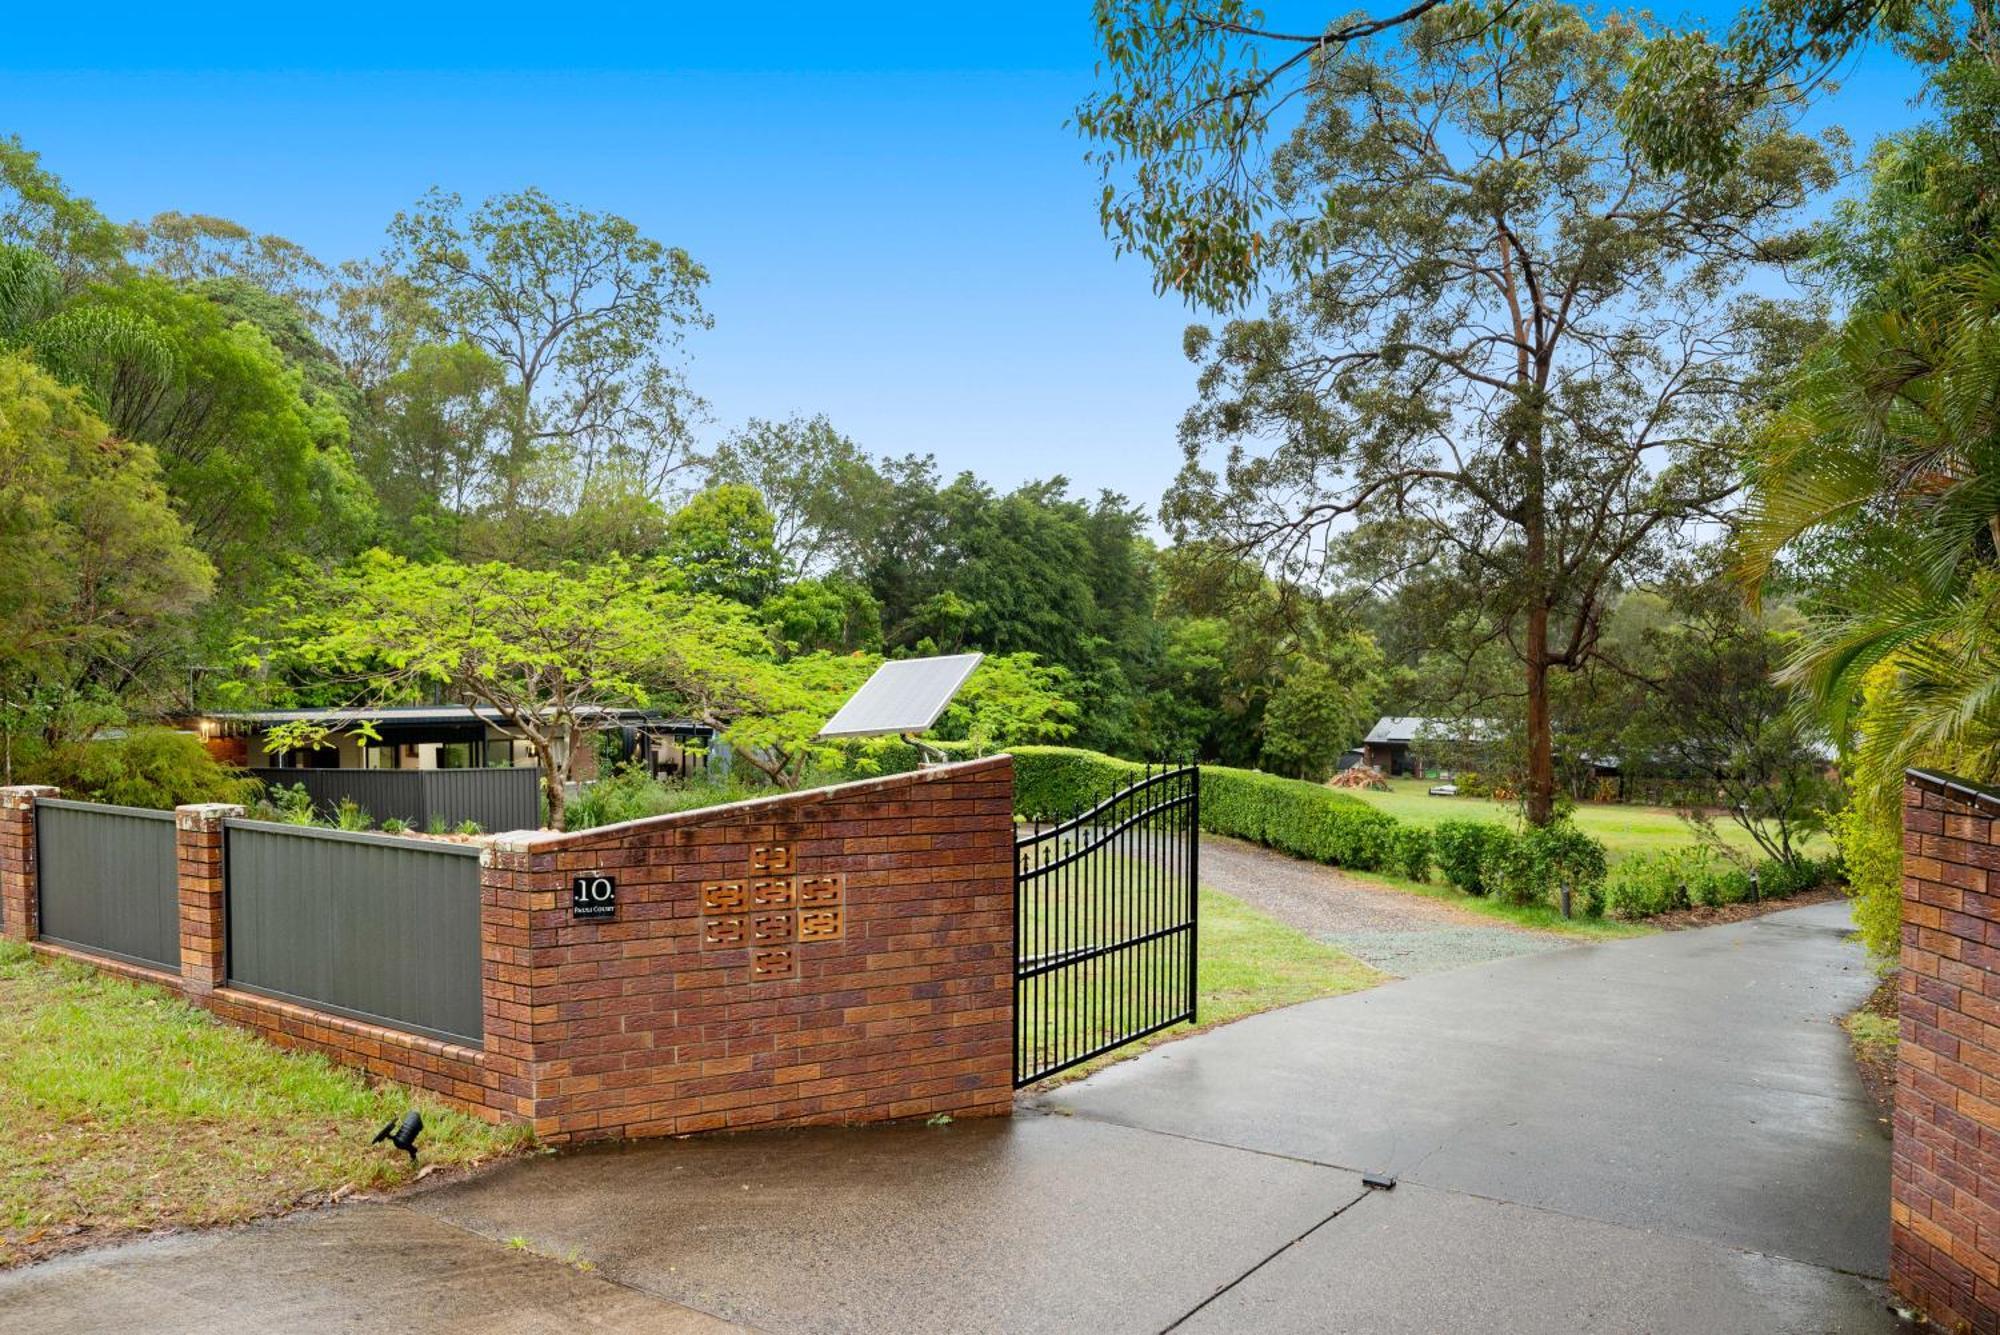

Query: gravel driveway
[1201,833,1571,976]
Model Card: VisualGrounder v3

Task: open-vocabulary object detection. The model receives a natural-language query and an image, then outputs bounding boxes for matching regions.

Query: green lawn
[1017,840,1382,1084]
[0,942,529,1267]
[1345,778,1830,864]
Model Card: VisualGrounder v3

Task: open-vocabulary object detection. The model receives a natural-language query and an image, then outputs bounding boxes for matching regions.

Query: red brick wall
[486,755,1017,1141]
[1897,771,2000,1331]
[0,758,1017,1144]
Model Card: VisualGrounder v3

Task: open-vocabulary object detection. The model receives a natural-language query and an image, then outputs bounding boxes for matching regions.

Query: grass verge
[0,941,529,1268]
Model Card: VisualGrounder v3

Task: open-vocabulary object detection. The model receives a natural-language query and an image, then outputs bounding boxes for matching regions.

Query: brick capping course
[1896,769,2000,1331]
[1,757,1019,1145]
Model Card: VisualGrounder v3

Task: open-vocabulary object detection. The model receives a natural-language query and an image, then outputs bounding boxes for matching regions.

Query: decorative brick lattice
[702,849,846,981]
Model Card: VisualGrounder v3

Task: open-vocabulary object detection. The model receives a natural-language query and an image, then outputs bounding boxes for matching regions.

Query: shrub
[381,818,410,835]
[29,728,256,810]
[1434,819,1508,895]
[1752,855,1837,900]
[255,782,317,825]
[1481,820,1608,910]
[1604,846,1745,917]
[1389,826,1433,882]
[456,819,483,836]
[333,797,373,831]
[564,764,787,831]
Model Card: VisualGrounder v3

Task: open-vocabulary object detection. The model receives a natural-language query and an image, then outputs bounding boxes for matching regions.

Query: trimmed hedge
[1002,746,1411,877]
[1603,846,1843,920]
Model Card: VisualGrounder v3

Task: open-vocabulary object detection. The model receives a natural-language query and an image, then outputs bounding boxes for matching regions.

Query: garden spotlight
[372,1109,424,1163]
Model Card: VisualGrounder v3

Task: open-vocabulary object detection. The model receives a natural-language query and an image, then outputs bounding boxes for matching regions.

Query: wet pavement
[0,900,1903,1334]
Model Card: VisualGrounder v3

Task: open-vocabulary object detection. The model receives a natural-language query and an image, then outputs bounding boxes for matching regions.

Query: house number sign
[699,843,844,981]
[571,874,617,921]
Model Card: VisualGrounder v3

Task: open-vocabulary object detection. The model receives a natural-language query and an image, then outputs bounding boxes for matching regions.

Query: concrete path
[1200,832,1570,975]
[0,901,1902,1334]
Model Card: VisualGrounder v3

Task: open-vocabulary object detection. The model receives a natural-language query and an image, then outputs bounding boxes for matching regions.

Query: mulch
[1639,885,1844,932]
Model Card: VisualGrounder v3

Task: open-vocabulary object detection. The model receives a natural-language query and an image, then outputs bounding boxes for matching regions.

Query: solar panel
[817,653,985,739]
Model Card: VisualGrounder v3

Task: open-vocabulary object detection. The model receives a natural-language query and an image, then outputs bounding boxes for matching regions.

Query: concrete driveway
[0,901,1904,1333]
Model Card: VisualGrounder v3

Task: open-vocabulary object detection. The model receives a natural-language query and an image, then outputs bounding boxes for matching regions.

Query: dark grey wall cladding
[223,819,483,1045]
[245,766,539,833]
[36,798,180,971]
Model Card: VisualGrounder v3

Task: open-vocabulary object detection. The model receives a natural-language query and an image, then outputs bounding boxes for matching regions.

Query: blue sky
[0,3,1929,515]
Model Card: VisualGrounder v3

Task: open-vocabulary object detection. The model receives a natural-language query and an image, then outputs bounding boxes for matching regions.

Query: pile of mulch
[1639,884,1844,932]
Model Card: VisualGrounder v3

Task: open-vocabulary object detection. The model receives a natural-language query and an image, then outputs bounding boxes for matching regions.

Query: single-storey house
[193,705,715,781]
[1361,716,1495,778]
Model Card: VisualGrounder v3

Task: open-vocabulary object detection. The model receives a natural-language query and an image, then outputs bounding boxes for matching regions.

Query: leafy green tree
[759,577,883,655]
[255,552,771,830]
[934,653,1080,750]
[1151,2,1834,824]
[133,213,327,310]
[707,414,891,576]
[0,353,212,769]
[0,136,126,291]
[663,484,783,604]
[27,275,372,598]
[389,187,710,501]
[23,727,254,809]
[355,339,509,546]
[1257,637,1384,780]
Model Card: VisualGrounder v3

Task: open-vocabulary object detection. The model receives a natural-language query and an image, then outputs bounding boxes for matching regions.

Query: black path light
[372,1109,424,1163]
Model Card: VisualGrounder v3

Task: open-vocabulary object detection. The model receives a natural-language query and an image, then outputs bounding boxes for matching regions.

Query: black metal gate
[1013,765,1198,1086]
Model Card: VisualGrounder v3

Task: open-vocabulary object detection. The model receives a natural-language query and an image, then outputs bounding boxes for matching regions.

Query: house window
[486,738,515,768]
[436,742,475,770]
[362,746,398,770]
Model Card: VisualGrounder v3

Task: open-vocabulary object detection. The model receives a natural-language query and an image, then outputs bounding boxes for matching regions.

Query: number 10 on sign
[571,874,617,921]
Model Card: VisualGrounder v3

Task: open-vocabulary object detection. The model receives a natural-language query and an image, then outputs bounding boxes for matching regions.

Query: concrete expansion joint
[1158,1185,1376,1333]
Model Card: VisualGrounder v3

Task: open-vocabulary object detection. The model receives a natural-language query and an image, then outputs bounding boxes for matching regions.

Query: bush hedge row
[1602,846,1842,919]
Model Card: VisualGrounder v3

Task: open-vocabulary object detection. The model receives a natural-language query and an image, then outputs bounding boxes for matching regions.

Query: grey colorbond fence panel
[245,767,540,833]
[223,819,484,1046]
[36,798,180,971]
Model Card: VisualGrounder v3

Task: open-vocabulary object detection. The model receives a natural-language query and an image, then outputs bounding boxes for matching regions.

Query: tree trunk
[1524,614,1556,826]
[1522,421,1556,828]
[538,747,565,831]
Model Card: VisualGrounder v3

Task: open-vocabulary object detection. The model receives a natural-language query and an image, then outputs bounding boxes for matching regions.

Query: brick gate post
[0,785,58,942]
[175,803,243,996]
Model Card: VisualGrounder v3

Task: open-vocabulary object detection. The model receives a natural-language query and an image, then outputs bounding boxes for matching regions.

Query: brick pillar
[175,803,242,995]
[0,786,58,942]
[1895,771,2000,1331]
[479,832,560,1126]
